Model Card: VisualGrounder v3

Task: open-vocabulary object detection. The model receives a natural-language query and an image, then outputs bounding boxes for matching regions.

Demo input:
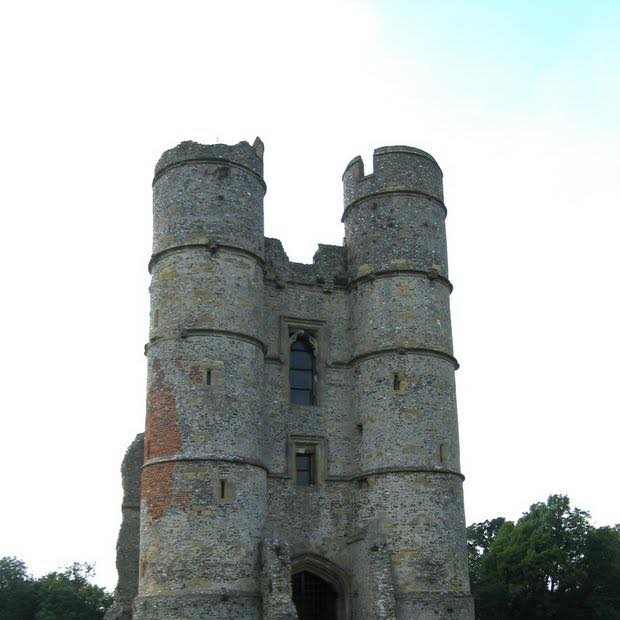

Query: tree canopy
[0,557,112,620]
[468,494,620,619]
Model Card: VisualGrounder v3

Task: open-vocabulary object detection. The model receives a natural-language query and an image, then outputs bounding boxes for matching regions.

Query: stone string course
[106,139,474,619]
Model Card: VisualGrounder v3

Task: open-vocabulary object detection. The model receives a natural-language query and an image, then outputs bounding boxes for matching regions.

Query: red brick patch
[141,462,176,522]
[142,359,182,521]
[145,359,182,460]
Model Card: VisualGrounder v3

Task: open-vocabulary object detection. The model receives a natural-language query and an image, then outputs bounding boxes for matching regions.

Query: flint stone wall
[108,141,473,620]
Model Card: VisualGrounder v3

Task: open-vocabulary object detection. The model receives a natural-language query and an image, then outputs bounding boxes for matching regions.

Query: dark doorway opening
[292,570,338,620]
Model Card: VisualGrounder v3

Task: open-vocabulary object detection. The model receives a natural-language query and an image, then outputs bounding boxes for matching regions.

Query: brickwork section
[140,462,176,522]
[145,360,181,461]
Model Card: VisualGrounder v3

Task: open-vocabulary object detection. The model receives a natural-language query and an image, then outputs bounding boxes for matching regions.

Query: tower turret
[135,139,267,619]
[344,147,474,617]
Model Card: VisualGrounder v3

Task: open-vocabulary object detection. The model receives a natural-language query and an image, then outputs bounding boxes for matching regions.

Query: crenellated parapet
[264,239,347,289]
[342,146,443,207]
[152,138,265,258]
[343,146,449,281]
[155,138,264,182]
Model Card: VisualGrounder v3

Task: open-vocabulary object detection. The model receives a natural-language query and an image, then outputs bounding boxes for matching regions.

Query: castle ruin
[106,139,474,619]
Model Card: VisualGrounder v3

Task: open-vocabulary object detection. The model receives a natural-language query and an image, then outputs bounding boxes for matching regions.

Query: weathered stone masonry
[106,139,474,619]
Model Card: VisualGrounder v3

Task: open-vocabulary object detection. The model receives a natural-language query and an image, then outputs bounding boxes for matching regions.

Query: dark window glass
[296,452,314,486]
[290,370,313,389]
[290,334,314,405]
[290,350,313,369]
[291,389,313,405]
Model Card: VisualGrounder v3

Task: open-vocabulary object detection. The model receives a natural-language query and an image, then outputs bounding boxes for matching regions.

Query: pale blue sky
[381,0,619,131]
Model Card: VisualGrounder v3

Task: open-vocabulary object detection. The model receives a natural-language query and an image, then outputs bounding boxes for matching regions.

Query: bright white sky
[1,0,618,592]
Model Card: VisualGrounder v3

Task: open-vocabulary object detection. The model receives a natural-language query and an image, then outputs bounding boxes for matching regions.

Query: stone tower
[107,140,473,620]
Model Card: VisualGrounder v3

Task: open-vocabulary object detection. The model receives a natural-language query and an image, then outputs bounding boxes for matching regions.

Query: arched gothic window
[289,332,316,405]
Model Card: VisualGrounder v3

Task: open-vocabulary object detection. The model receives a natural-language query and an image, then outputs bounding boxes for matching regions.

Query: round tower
[343,147,474,618]
[135,139,267,619]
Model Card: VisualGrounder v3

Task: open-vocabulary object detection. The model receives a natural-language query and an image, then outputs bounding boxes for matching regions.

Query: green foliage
[581,526,620,618]
[0,557,37,620]
[0,557,112,620]
[467,517,506,580]
[468,495,620,619]
[34,562,113,620]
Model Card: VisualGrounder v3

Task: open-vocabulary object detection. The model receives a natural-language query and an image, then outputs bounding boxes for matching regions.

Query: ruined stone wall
[105,434,143,620]
[108,140,473,620]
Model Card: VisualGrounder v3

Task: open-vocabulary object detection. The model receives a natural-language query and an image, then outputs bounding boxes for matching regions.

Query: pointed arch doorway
[291,554,350,620]
[293,571,337,619]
